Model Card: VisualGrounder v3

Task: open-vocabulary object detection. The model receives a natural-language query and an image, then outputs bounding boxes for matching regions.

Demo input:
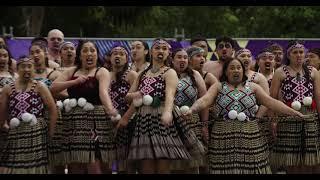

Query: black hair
[220,57,248,84]
[31,37,48,46]
[171,48,197,89]
[284,40,310,83]
[215,36,235,49]
[16,55,31,69]
[75,40,102,70]
[137,38,170,85]
[29,43,49,67]
[133,40,151,63]
[0,44,14,76]
[254,47,273,72]
[308,48,320,57]
[109,45,130,82]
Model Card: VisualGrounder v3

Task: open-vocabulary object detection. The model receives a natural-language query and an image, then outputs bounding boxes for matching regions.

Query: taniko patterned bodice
[138,67,170,102]
[215,82,258,118]
[109,70,131,114]
[34,77,52,87]
[175,75,198,107]
[33,70,56,88]
[67,68,101,105]
[281,66,313,104]
[8,81,44,119]
[0,76,14,88]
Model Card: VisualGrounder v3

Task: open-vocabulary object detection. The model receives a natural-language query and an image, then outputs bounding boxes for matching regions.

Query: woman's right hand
[116,117,129,129]
[74,75,88,84]
[181,109,193,121]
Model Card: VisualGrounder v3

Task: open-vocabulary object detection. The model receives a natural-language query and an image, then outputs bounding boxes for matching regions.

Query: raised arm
[190,82,221,114]
[50,67,88,96]
[255,73,270,118]
[205,72,218,87]
[252,83,303,117]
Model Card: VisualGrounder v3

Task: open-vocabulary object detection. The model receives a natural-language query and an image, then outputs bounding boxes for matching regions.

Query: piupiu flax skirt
[258,117,274,150]
[0,117,49,174]
[209,118,271,174]
[170,112,207,170]
[270,107,320,169]
[127,105,204,160]
[48,108,67,166]
[114,115,137,171]
[60,105,115,166]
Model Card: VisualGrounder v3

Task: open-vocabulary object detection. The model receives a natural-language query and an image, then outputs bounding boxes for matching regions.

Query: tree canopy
[0,6,319,38]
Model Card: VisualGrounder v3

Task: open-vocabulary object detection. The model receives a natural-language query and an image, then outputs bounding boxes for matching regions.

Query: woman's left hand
[161,111,173,127]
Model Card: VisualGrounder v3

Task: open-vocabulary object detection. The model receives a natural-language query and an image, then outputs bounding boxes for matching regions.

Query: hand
[295,111,306,119]
[75,75,88,84]
[181,109,193,121]
[116,117,129,129]
[161,111,173,127]
[1,122,9,132]
[202,126,209,144]
[107,108,118,117]
[132,91,143,99]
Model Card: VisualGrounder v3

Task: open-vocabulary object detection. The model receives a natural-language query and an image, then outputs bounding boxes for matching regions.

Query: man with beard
[202,36,235,79]
[47,29,64,67]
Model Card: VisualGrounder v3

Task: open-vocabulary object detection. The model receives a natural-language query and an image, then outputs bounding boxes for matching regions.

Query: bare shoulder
[35,80,48,92]
[127,70,138,77]
[192,69,202,77]
[273,66,285,79]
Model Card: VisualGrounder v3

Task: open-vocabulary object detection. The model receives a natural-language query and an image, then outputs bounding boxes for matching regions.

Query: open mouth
[0,62,6,68]
[23,73,31,78]
[265,62,271,69]
[115,58,121,64]
[157,54,164,59]
[179,62,185,69]
[243,61,249,67]
[86,58,94,65]
[233,73,240,79]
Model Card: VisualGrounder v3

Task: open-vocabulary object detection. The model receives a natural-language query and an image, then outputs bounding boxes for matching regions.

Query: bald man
[47,29,64,66]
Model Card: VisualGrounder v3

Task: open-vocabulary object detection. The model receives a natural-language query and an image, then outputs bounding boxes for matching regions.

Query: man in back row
[202,36,235,79]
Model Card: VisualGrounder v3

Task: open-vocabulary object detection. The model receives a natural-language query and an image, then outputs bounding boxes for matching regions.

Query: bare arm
[163,69,179,113]
[252,83,302,117]
[190,82,221,114]
[0,85,10,127]
[312,68,320,114]
[255,73,270,117]
[194,70,209,123]
[269,68,284,116]
[96,68,117,115]
[116,103,136,129]
[126,73,142,103]
[205,72,218,87]
[126,70,138,87]
[37,82,58,137]
[51,67,87,96]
